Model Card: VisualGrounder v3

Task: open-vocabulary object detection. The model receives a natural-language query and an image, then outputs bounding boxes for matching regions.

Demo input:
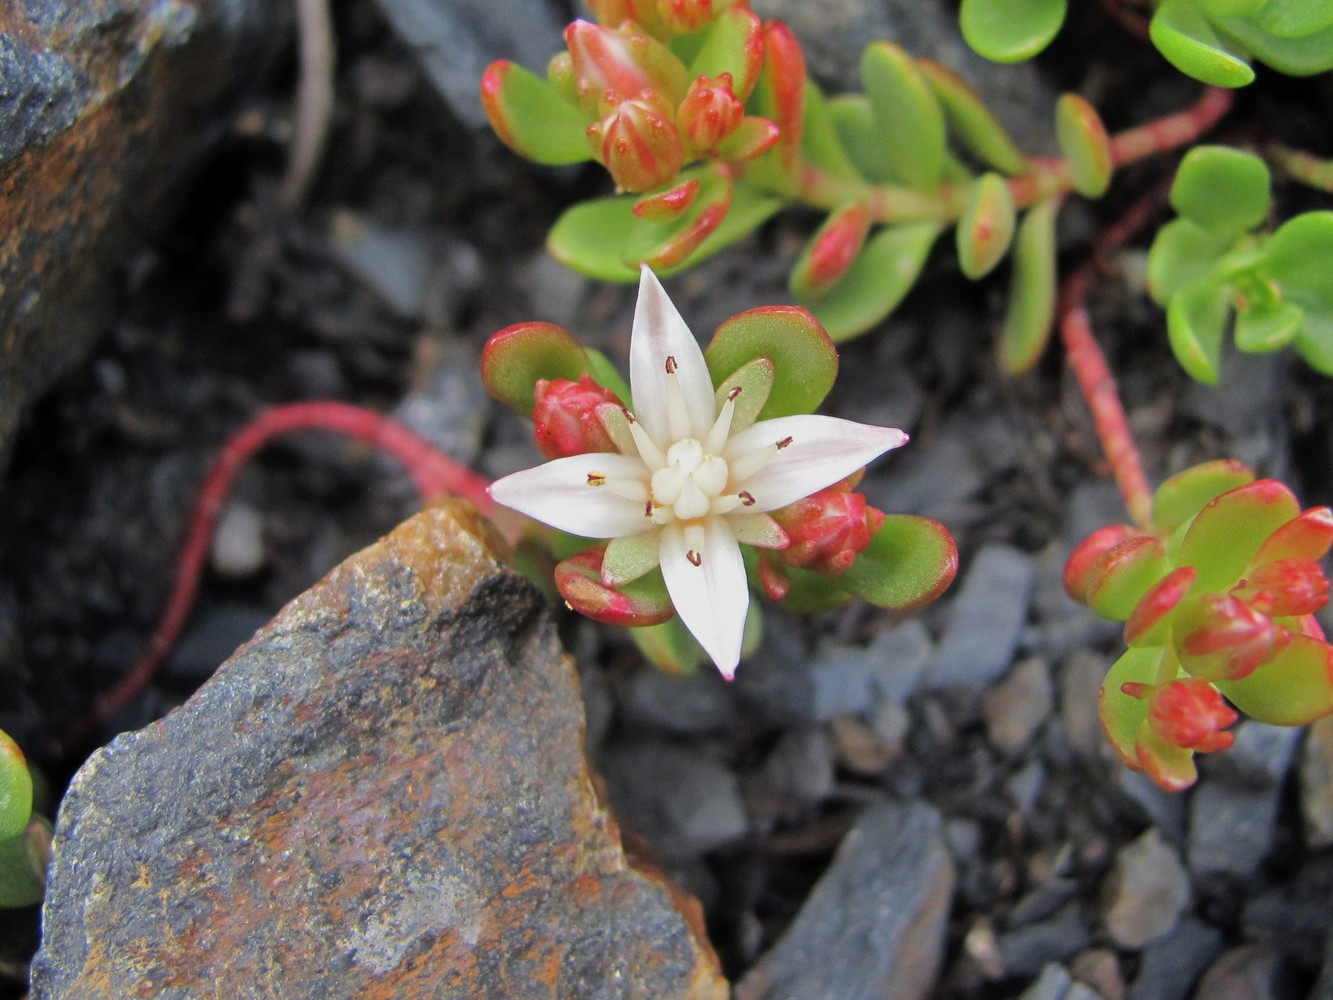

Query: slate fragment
[32,501,726,999]
[0,0,284,468]
[735,801,954,1000]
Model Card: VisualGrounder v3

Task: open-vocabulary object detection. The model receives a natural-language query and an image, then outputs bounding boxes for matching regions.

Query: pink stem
[90,402,502,730]
[1057,190,1166,532]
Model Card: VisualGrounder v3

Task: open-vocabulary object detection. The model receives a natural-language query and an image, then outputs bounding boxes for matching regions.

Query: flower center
[650,438,731,521]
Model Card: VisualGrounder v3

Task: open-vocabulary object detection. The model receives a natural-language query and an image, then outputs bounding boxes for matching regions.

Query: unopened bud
[677,74,744,157]
[1234,557,1330,618]
[588,94,685,192]
[1131,679,1237,753]
[1174,592,1290,682]
[771,480,885,575]
[532,375,623,458]
[656,0,736,34]
[565,20,687,110]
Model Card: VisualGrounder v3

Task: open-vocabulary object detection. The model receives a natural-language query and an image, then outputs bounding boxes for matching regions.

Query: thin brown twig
[280,0,336,208]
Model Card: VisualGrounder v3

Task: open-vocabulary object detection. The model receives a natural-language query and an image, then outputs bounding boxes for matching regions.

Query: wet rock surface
[31,503,725,998]
[0,0,284,466]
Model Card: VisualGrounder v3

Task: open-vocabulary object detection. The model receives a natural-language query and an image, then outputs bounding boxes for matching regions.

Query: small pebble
[925,544,1036,690]
[1102,829,1191,949]
[1071,947,1126,1000]
[1298,715,1333,848]
[210,503,266,578]
[984,657,1054,755]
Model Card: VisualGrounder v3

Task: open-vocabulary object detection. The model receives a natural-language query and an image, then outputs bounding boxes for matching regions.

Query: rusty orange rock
[0,0,283,467]
[33,501,726,998]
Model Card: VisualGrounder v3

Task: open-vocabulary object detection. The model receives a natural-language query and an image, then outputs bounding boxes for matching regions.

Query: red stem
[1095,0,1152,42]
[1057,190,1166,532]
[90,402,501,731]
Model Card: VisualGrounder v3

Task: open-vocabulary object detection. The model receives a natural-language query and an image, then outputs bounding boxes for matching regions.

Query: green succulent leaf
[860,42,947,191]
[827,95,899,184]
[917,60,1029,175]
[1087,536,1172,621]
[1055,95,1112,197]
[1200,0,1265,15]
[630,616,704,674]
[1176,478,1301,592]
[1217,632,1333,725]
[1170,146,1271,234]
[0,733,31,842]
[712,356,775,433]
[1235,299,1302,353]
[1151,459,1254,534]
[803,223,943,342]
[1265,211,1333,315]
[1150,0,1256,86]
[801,82,864,182]
[0,817,47,909]
[1146,219,1237,305]
[480,61,594,165]
[956,173,1017,280]
[1166,280,1232,384]
[705,307,838,418]
[1294,314,1333,376]
[1250,0,1333,39]
[769,562,858,613]
[481,322,598,416]
[1099,646,1163,769]
[1000,198,1059,374]
[838,515,959,610]
[959,0,1067,62]
[547,172,784,281]
[1214,18,1333,74]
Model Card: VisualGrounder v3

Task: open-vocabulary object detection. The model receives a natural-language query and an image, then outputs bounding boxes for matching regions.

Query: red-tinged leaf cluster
[1065,460,1333,790]
[764,478,885,580]
[485,9,779,194]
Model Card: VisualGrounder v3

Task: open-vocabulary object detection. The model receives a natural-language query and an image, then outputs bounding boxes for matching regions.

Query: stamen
[727,385,742,401]
[703,394,735,455]
[686,550,702,567]
[644,500,653,517]
[665,355,678,374]
[587,472,606,486]
[666,364,691,439]
[628,419,665,469]
[776,436,793,449]
[739,490,756,506]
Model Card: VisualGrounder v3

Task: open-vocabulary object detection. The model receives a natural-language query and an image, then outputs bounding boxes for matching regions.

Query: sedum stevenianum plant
[483,267,956,678]
[1065,461,1333,790]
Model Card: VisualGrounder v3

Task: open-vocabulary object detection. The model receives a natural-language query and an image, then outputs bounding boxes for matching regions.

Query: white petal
[728,414,908,511]
[660,518,749,679]
[629,265,717,445]
[488,453,654,538]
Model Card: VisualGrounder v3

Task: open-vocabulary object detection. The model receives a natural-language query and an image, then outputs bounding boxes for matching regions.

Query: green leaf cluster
[1147,146,1333,382]
[958,0,1333,83]
[0,729,45,908]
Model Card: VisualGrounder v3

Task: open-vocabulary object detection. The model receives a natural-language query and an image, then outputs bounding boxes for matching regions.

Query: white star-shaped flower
[489,265,907,679]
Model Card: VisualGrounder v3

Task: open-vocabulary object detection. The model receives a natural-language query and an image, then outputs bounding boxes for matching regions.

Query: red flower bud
[1063,524,1143,604]
[565,20,686,110]
[1174,592,1290,681]
[531,375,623,458]
[1233,558,1330,618]
[677,74,745,158]
[588,94,685,192]
[771,479,885,575]
[656,0,736,34]
[1125,679,1237,753]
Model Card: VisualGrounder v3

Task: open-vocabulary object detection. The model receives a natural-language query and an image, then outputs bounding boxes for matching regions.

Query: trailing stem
[1058,191,1165,532]
[87,402,504,738]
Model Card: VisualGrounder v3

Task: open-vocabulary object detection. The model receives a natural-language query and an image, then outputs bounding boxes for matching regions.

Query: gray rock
[1128,917,1223,1000]
[1310,928,1333,1000]
[1019,964,1105,1000]
[1102,829,1191,949]
[1242,886,1333,968]
[32,503,726,998]
[748,0,1056,150]
[1188,723,1301,879]
[1114,770,1187,848]
[735,802,954,1000]
[871,620,935,705]
[984,657,1054,755]
[164,602,274,682]
[746,728,836,827]
[998,902,1090,979]
[924,544,1036,689]
[1190,944,1294,1000]
[1298,716,1333,849]
[1060,649,1113,760]
[0,0,285,469]
[618,663,738,735]
[369,0,565,129]
[602,740,749,858]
